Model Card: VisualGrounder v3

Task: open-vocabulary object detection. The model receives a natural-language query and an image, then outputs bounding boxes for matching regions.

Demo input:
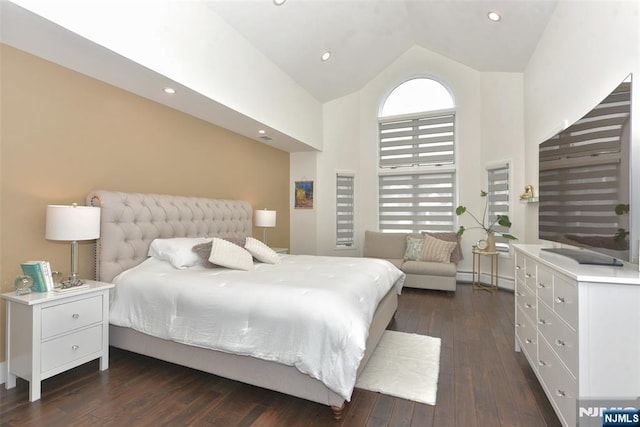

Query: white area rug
[355,330,441,405]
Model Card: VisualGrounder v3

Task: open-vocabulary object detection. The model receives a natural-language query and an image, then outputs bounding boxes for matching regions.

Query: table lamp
[46,203,101,288]
[254,209,276,245]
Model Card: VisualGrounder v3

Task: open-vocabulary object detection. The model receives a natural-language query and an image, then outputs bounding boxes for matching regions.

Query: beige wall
[0,44,290,363]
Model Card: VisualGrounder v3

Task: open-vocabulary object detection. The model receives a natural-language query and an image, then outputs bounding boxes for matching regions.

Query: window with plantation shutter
[377,78,456,234]
[336,173,355,247]
[379,110,455,169]
[378,171,455,233]
[487,162,511,252]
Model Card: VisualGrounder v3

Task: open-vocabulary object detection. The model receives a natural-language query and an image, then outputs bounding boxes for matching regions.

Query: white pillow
[244,237,281,264]
[148,237,212,269]
[209,238,254,271]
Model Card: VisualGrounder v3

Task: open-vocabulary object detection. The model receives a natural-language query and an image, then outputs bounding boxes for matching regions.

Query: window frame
[377,78,457,234]
[335,171,355,249]
[485,160,512,253]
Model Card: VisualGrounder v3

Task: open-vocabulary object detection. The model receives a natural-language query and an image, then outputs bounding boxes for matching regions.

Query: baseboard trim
[456,271,514,291]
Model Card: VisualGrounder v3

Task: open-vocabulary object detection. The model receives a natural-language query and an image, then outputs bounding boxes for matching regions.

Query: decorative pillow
[148,237,212,269]
[424,232,463,263]
[244,237,281,264]
[192,237,247,268]
[208,238,254,271]
[403,236,425,261]
[420,233,458,263]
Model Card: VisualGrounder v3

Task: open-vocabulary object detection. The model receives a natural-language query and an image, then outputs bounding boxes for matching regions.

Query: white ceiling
[206,0,558,102]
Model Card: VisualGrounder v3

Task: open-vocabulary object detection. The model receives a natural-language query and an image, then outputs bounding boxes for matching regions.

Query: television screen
[538,76,632,264]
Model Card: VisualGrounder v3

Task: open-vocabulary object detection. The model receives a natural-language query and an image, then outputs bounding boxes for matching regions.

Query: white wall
[291,45,526,281]
[524,1,640,258]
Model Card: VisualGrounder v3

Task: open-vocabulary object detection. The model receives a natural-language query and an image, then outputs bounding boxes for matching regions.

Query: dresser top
[514,244,640,286]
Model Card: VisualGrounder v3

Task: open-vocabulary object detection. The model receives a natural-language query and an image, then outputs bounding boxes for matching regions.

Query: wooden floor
[0,283,561,426]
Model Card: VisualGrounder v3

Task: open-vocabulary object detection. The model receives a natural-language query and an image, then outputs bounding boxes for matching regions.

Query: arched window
[377,78,457,233]
[380,78,454,117]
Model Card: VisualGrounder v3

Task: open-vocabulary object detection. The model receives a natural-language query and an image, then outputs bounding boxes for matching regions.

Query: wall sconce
[254,209,276,245]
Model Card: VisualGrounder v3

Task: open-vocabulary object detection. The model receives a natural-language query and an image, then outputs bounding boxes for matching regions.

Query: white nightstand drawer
[41,324,103,373]
[42,295,103,339]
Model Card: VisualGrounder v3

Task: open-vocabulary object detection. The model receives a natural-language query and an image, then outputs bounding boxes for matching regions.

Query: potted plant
[456,190,517,252]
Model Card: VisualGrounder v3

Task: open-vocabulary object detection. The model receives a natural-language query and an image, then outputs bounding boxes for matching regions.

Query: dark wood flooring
[0,283,561,426]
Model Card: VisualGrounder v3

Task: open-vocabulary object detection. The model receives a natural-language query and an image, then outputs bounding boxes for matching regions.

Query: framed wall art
[294,181,314,209]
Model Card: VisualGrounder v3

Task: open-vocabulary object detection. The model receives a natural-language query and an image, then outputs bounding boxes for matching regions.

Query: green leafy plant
[614,203,629,243]
[456,190,517,240]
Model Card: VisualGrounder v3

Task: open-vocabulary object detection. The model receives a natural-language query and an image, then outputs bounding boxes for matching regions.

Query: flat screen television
[538,75,632,266]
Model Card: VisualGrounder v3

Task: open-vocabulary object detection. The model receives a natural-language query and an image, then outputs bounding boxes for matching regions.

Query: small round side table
[472,249,499,292]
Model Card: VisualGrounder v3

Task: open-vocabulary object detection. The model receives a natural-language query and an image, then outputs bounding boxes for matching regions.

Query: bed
[86,190,403,419]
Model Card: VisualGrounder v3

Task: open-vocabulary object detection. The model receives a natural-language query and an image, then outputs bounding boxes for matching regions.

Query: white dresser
[514,244,640,426]
[2,281,114,401]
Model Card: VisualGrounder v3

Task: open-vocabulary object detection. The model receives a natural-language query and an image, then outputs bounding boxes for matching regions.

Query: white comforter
[109,254,405,400]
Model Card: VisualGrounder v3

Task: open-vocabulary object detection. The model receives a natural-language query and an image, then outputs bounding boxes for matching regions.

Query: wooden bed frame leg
[331,403,345,420]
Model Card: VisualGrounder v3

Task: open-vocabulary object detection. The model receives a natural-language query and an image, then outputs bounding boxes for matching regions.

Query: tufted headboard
[87,190,253,283]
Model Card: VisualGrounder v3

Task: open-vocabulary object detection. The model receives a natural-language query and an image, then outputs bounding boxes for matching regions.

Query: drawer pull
[556,389,566,397]
[538,282,547,288]
[538,319,547,325]
[555,297,566,303]
[525,273,532,278]
[72,313,80,319]
[525,303,533,309]
[525,338,533,344]
[538,360,546,367]
[555,339,566,347]
[72,345,79,351]
[516,265,522,270]
[516,322,522,328]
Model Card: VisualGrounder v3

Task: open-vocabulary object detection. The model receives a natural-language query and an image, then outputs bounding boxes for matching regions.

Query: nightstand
[272,247,289,254]
[1,280,114,401]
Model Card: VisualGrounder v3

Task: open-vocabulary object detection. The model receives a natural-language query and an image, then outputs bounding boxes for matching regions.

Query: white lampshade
[254,209,276,228]
[46,204,101,241]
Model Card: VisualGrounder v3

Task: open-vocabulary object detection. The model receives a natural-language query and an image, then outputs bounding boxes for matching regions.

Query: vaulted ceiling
[206,0,558,102]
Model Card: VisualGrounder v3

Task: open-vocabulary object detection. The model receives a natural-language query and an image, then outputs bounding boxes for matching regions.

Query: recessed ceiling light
[321,51,331,62]
[273,0,286,5]
[163,87,176,94]
[487,11,501,22]
[258,129,266,135]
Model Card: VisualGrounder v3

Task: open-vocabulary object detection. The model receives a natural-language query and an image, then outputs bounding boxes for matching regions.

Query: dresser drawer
[523,258,537,294]
[516,305,538,364]
[515,254,525,282]
[553,275,578,330]
[537,303,578,378]
[516,283,537,322]
[41,324,103,373]
[536,265,553,308]
[41,295,103,339]
[538,336,577,427]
